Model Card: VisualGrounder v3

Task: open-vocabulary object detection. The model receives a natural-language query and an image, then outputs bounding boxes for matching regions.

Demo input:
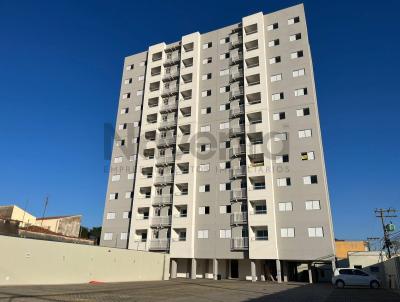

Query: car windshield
[353,270,369,276]
[339,269,353,275]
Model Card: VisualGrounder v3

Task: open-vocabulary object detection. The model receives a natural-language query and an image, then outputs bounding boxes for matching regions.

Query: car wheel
[335,280,345,289]
[370,280,380,289]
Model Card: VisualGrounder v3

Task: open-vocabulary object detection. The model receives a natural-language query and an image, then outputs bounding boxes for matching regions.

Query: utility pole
[366,237,380,251]
[374,208,397,258]
[40,196,49,227]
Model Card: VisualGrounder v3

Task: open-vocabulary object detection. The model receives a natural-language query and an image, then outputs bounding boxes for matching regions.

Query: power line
[374,208,398,258]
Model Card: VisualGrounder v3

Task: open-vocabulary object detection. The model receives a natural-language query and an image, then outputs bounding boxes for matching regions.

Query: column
[282,260,288,282]
[276,259,282,283]
[251,260,257,282]
[213,259,218,280]
[331,259,337,272]
[170,259,177,279]
[308,263,313,284]
[191,258,197,279]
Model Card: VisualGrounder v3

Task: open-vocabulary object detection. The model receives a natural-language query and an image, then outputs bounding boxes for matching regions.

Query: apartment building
[101,4,336,282]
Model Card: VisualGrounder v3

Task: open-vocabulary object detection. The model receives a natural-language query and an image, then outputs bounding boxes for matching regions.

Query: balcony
[229,144,246,158]
[151,216,172,227]
[229,53,243,65]
[230,33,242,49]
[164,54,180,66]
[231,237,249,250]
[162,70,179,81]
[159,119,177,130]
[230,212,248,225]
[160,102,178,113]
[230,189,247,201]
[154,174,174,185]
[229,105,244,118]
[161,85,178,96]
[229,124,245,137]
[230,69,243,82]
[229,86,244,100]
[152,195,173,206]
[149,239,170,251]
[229,166,247,179]
[155,156,174,166]
[156,136,176,147]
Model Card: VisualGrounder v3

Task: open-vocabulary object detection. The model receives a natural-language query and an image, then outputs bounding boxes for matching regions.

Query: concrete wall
[0,235,169,286]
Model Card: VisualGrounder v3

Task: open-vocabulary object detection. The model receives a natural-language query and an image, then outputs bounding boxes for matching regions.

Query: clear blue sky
[0,0,399,240]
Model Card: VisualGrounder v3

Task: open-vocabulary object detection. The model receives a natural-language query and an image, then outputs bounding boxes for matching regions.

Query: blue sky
[0,0,399,240]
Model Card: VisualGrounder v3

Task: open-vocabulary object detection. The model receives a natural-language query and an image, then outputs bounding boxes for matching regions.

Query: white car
[332,268,380,289]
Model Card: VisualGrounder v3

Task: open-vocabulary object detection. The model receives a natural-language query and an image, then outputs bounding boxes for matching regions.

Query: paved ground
[0,279,399,302]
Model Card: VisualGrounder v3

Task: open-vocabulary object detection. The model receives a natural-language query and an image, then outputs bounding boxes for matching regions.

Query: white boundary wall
[0,235,170,285]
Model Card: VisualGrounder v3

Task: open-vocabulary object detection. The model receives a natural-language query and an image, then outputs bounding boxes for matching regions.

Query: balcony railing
[160,102,178,113]
[152,195,173,206]
[154,174,174,184]
[230,69,244,82]
[229,166,247,179]
[229,105,244,118]
[162,86,178,96]
[229,86,244,100]
[229,53,243,65]
[149,239,170,251]
[229,124,245,137]
[230,212,248,225]
[230,35,242,49]
[249,184,266,190]
[164,54,180,66]
[230,189,247,201]
[156,136,176,147]
[155,156,174,166]
[229,144,246,158]
[151,216,172,227]
[162,70,179,81]
[159,119,177,130]
[231,237,249,250]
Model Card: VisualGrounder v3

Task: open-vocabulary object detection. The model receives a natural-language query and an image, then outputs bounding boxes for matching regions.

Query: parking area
[0,279,399,302]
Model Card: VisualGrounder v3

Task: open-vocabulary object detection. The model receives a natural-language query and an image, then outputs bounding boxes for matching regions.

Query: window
[220,141,230,149]
[122,211,130,219]
[301,151,315,161]
[129,154,137,161]
[219,161,230,170]
[267,22,278,31]
[200,144,211,152]
[308,227,324,237]
[219,103,229,111]
[122,93,130,100]
[138,75,145,81]
[219,183,231,191]
[268,39,280,47]
[202,73,212,80]
[275,154,289,163]
[115,139,125,146]
[139,61,146,67]
[220,229,231,238]
[114,156,123,163]
[296,107,310,116]
[202,57,212,64]
[306,200,321,210]
[202,42,212,49]
[199,206,210,215]
[303,175,318,185]
[128,173,134,180]
[109,193,118,200]
[294,88,308,96]
[201,107,211,114]
[126,64,134,70]
[111,174,120,182]
[279,202,293,211]
[272,112,285,121]
[271,92,284,101]
[200,125,211,132]
[220,53,229,60]
[270,74,282,82]
[106,212,116,220]
[298,129,312,138]
[135,105,141,111]
[219,122,229,130]
[201,90,212,97]
[125,191,133,198]
[199,163,210,172]
[291,50,304,59]
[293,68,305,78]
[288,16,300,25]
[118,123,127,130]
[103,233,113,240]
[120,232,128,240]
[136,90,143,96]
[220,37,229,44]
[280,228,295,238]
[220,68,229,76]
[120,108,129,114]
[269,56,281,64]
[199,184,210,192]
[220,86,230,93]
[198,230,209,239]
[277,178,291,187]
[289,33,301,41]
[274,133,287,141]
[219,205,231,214]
